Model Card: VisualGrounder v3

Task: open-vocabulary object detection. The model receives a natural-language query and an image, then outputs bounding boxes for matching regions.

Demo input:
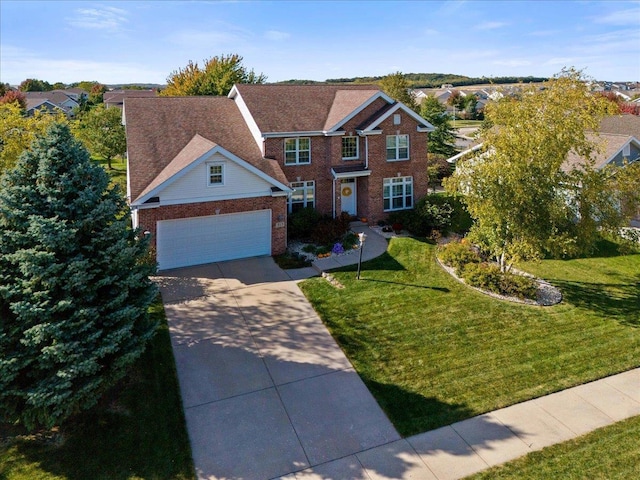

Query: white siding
[160,152,273,204]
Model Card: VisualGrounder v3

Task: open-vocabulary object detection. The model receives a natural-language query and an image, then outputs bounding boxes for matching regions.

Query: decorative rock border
[436,257,562,306]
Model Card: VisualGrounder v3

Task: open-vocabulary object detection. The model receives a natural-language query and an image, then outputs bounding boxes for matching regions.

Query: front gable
[132,134,291,207]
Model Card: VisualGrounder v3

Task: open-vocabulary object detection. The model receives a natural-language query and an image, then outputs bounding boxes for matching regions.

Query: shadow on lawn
[552,279,640,326]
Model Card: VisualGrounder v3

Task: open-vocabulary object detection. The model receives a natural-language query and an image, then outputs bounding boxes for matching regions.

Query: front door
[340,179,356,216]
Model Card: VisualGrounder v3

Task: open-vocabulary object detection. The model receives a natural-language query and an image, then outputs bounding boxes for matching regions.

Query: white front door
[340,180,357,216]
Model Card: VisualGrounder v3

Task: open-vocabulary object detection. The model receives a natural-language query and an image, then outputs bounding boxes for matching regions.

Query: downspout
[365,135,369,170]
[332,176,336,219]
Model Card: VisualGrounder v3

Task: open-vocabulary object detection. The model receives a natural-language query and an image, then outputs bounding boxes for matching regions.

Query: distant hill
[276,73,549,88]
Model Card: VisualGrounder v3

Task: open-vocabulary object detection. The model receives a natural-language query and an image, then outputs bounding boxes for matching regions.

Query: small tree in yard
[0,123,158,431]
[444,68,625,271]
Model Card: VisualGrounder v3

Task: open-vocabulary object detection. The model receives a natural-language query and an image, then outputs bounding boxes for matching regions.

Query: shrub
[310,213,351,245]
[462,263,537,300]
[288,207,321,240]
[438,240,481,274]
[342,232,358,250]
[332,242,345,254]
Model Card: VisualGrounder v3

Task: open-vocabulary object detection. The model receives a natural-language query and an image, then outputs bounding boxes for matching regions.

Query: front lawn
[0,298,195,480]
[469,415,640,479]
[299,237,640,436]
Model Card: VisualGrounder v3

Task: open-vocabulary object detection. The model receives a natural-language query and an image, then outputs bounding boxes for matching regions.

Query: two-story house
[124,84,434,270]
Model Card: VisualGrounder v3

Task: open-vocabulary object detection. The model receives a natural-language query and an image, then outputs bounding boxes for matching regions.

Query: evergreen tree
[420,95,457,157]
[0,123,158,430]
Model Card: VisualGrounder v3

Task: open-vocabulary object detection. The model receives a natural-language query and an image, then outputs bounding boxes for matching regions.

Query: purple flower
[332,242,345,254]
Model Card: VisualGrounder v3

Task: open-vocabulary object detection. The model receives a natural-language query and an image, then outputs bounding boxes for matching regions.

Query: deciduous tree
[0,90,27,110]
[379,72,417,110]
[0,103,64,175]
[74,104,126,169]
[444,68,622,270]
[0,123,158,430]
[161,53,266,96]
[18,78,53,92]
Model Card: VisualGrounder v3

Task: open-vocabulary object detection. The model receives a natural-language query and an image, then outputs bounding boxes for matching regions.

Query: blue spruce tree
[0,123,158,430]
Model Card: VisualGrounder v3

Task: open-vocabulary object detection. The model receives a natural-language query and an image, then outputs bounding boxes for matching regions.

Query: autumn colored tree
[379,71,417,110]
[0,90,27,110]
[161,53,266,96]
[0,103,65,174]
[444,68,622,270]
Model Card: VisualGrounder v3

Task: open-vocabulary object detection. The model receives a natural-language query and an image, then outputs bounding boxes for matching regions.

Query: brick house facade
[124,85,433,269]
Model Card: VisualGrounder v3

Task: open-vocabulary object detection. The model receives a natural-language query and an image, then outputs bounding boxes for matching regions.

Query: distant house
[562,133,640,172]
[599,114,640,139]
[124,84,434,270]
[104,89,157,109]
[23,90,79,117]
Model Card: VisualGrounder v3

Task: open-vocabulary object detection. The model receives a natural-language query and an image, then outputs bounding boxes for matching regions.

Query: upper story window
[285,137,311,165]
[386,134,409,161]
[208,163,224,186]
[342,137,359,160]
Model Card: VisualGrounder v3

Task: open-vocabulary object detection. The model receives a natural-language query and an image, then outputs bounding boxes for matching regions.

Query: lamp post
[356,232,367,280]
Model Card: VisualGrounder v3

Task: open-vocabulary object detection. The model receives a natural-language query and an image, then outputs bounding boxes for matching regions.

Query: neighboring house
[23,90,79,116]
[562,133,640,172]
[104,89,157,109]
[599,113,640,139]
[124,84,434,270]
[25,98,65,116]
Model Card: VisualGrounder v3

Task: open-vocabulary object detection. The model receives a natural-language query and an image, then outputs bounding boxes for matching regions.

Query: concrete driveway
[155,256,400,479]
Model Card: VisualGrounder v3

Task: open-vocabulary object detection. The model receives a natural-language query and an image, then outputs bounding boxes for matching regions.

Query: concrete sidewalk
[296,368,640,479]
[285,223,390,281]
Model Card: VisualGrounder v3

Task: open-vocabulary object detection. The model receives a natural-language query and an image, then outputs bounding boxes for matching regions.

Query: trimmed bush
[438,240,481,275]
[288,207,322,240]
[310,212,351,245]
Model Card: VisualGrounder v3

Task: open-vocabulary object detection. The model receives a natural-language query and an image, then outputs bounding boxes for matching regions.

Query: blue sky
[1,0,639,86]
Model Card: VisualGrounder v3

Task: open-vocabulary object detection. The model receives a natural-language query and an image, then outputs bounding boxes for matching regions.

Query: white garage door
[156,210,271,270]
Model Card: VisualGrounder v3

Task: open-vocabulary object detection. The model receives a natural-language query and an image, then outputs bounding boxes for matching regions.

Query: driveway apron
[156,256,400,479]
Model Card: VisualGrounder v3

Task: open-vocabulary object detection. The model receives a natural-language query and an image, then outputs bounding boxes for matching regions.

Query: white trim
[386,134,410,162]
[341,136,360,160]
[207,162,225,186]
[325,91,395,132]
[356,129,382,136]
[150,191,273,207]
[288,180,315,212]
[229,86,265,155]
[284,137,311,165]
[331,169,372,179]
[383,176,414,212]
[264,131,325,138]
[361,102,435,132]
[132,144,291,206]
[446,143,484,163]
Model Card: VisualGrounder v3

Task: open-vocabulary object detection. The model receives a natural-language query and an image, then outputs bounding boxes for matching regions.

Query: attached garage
[156,210,272,270]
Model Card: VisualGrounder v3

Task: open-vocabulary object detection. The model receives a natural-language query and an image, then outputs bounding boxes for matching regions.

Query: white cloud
[475,21,508,31]
[67,6,129,31]
[423,28,439,36]
[265,30,290,41]
[594,7,640,26]
[0,46,165,84]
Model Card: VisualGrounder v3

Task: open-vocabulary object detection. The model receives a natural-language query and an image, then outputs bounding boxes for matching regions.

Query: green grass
[299,237,640,436]
[0,298,195,480]
[92,155,127,194]
[469,415,640,479]
[453,120,483,127]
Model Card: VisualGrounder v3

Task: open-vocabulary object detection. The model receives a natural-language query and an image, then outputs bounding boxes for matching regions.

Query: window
[386,134,409,161]
[383,176,413,211]
[208,163,224,185]
[342,136,359,160]
[289,180,315,213]
[623,143,631,157]
[285,137,311,165]
[393,114,401,125]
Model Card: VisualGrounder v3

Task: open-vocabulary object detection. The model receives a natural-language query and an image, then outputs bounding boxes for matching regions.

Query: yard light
[356,232,367,280]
